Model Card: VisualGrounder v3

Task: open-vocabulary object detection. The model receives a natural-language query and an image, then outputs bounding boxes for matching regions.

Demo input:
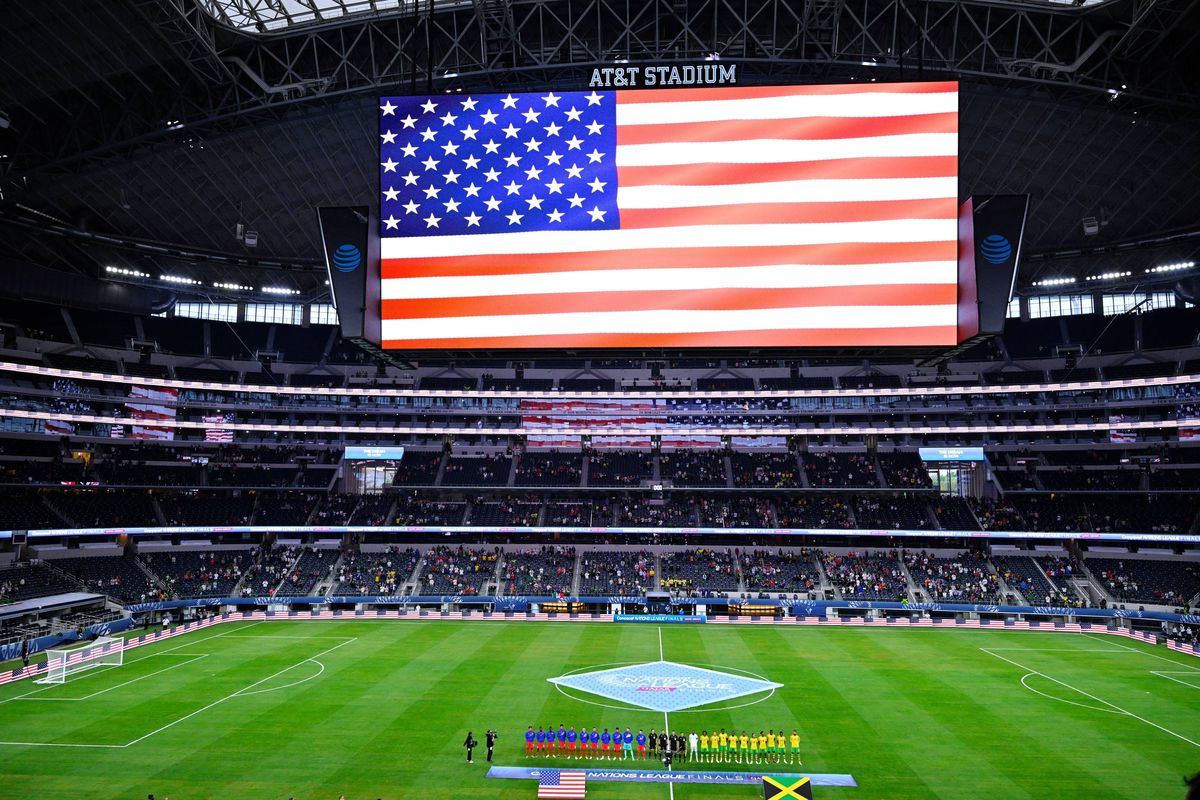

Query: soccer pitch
[0,620,1196,799]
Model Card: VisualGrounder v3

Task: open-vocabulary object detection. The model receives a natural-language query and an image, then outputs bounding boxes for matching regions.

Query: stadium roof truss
[0,0,1196,289]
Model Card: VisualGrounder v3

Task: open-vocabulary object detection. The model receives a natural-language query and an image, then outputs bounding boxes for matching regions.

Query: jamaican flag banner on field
[763,774,813,800]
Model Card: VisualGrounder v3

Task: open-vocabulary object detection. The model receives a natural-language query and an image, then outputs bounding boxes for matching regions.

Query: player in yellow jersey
[738,731,749,763]
[748,731,758,764]
[789,729,802,764]
[699,731,710,763]
[766,730,776,763]
[718,728,729,763]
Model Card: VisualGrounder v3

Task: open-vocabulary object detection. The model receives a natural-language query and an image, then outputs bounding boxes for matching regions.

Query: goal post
[35,636,125,685]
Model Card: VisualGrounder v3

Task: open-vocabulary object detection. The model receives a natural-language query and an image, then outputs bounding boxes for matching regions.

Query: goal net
[35,636,125,685]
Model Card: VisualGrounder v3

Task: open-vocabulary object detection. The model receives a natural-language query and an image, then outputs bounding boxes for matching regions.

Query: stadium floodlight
[160,274,201,285]
[35,636,124,685]
[1032,277,1075,287]
[1147,261,1195,274]
[261,285,301,295]
[1085,271,1131,281]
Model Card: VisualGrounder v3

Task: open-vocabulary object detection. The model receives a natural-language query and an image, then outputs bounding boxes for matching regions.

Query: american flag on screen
[536,769,587,799]
[203,413,236,442]
[378,82,959,349]
[125,386,178,441]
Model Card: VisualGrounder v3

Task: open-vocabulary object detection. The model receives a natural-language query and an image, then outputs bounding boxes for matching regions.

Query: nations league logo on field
[550,661,781,712]
[332,243,362,273]
[979,234,1013,265]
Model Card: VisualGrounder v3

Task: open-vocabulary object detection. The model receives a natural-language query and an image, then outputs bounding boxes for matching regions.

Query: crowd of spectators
[1088,558,1200,605]
[903,551,1002,603]
[501,545,575,595]
[0,562,82,602]
[141,549,253,598]
[991,555,1082,607]
[333,547,420,595]
[577,550,654,595]
[877,453,932,489]
[853,495,935,530]
[515,452,583,486]
[587,451,652,486]
[697,496,774,528]
[660,548,739,595]
[240,544,301,597]
[739,549,820,593]
[803,453,879,487]
[660,450,728,487]
[442,454,511,486]
[730,452,800,488]
[418,545,499,594]
[275,547,336,595]
[774,495,853,529]
[968,498,1027,532]
[393,492,465,526]
[618,495,697,526]
[55,555,165,603]
[819,550,908,600]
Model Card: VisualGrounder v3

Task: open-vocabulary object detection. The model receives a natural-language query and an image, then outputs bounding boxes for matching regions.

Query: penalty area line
[120,636,357,749]
[981,647,1200,749]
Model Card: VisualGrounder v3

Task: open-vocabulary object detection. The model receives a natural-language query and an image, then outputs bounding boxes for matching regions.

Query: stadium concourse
[3,0,1200,798]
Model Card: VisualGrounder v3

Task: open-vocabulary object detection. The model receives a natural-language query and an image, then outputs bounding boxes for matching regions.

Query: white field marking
[979,648,1138,652]
[19,654,210,702]
[659,628,672,800]
[1082,632,1200,671]
[981,647,1200,749]
[1152,671,1200,690]
[120,637,357,748]
[238,658,325,697]
[1018,673,1124,715]
[0,622,263,708]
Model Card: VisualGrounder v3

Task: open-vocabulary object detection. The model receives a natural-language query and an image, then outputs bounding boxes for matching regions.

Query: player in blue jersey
[566,726,578,758]
[622,727,634,760]
[525,726,536,758]
[636,729,647,759]
[600,728,612,759]
[535,726,548,757]
[589,726,600,758]
[556,723,567,757]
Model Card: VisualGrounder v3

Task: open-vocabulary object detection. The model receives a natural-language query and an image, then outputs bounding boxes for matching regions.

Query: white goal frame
[35,636,125,685]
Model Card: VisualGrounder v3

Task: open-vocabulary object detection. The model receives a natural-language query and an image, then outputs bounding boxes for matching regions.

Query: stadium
[0,1,1198,798]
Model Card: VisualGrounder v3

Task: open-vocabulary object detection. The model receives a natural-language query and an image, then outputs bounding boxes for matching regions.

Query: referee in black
[464,731,477,763]
[485,729,497,762]
[648,727,658,759]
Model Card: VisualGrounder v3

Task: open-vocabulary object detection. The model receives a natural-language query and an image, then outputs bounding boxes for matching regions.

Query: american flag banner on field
[537,769,586,799]
[378,82,959,349]
[125,386,178,441]
[203,413,236,443]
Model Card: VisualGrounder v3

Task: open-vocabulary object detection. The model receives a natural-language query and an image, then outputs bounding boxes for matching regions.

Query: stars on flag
[379,90,617,236]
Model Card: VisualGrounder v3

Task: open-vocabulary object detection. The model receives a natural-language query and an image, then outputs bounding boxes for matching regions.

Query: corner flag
[763,775,814,800]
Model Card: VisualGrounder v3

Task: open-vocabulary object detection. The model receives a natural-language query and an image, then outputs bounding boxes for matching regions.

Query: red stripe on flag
[616,113,959,146]
[620,199,956,229]
[618,156,958,186]
[383,325,958,350]
[380,240,958,279]
[382,284,957,320]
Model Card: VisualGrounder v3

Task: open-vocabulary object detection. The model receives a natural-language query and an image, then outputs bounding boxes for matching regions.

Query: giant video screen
[377,80,958,349]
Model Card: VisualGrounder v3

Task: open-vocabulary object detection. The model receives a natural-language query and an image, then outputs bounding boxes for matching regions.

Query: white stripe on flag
[381,261,955,300]
[381,304,956,341]
[379,218,957,259]
[617,177,958,207]
[615,133,957,167]
[615,90,958,124]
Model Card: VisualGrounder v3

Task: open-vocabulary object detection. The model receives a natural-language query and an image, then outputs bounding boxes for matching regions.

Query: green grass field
[0,619,1197,799]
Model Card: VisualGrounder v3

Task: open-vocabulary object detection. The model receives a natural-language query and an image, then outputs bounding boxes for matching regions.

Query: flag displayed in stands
[203,414,235,442]
[125,385,178,441]
[379,82,959,349]
[44,420,74,436]
[537,769,586,798]
[763,775,813,800]
[1108,415,1137,444]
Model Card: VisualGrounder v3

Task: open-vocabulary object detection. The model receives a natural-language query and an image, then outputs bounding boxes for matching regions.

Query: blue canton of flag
[380,91,619,237]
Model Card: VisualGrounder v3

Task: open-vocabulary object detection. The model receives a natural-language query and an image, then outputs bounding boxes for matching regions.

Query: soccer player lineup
[524,724,804,767]
[377,82,962,350]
